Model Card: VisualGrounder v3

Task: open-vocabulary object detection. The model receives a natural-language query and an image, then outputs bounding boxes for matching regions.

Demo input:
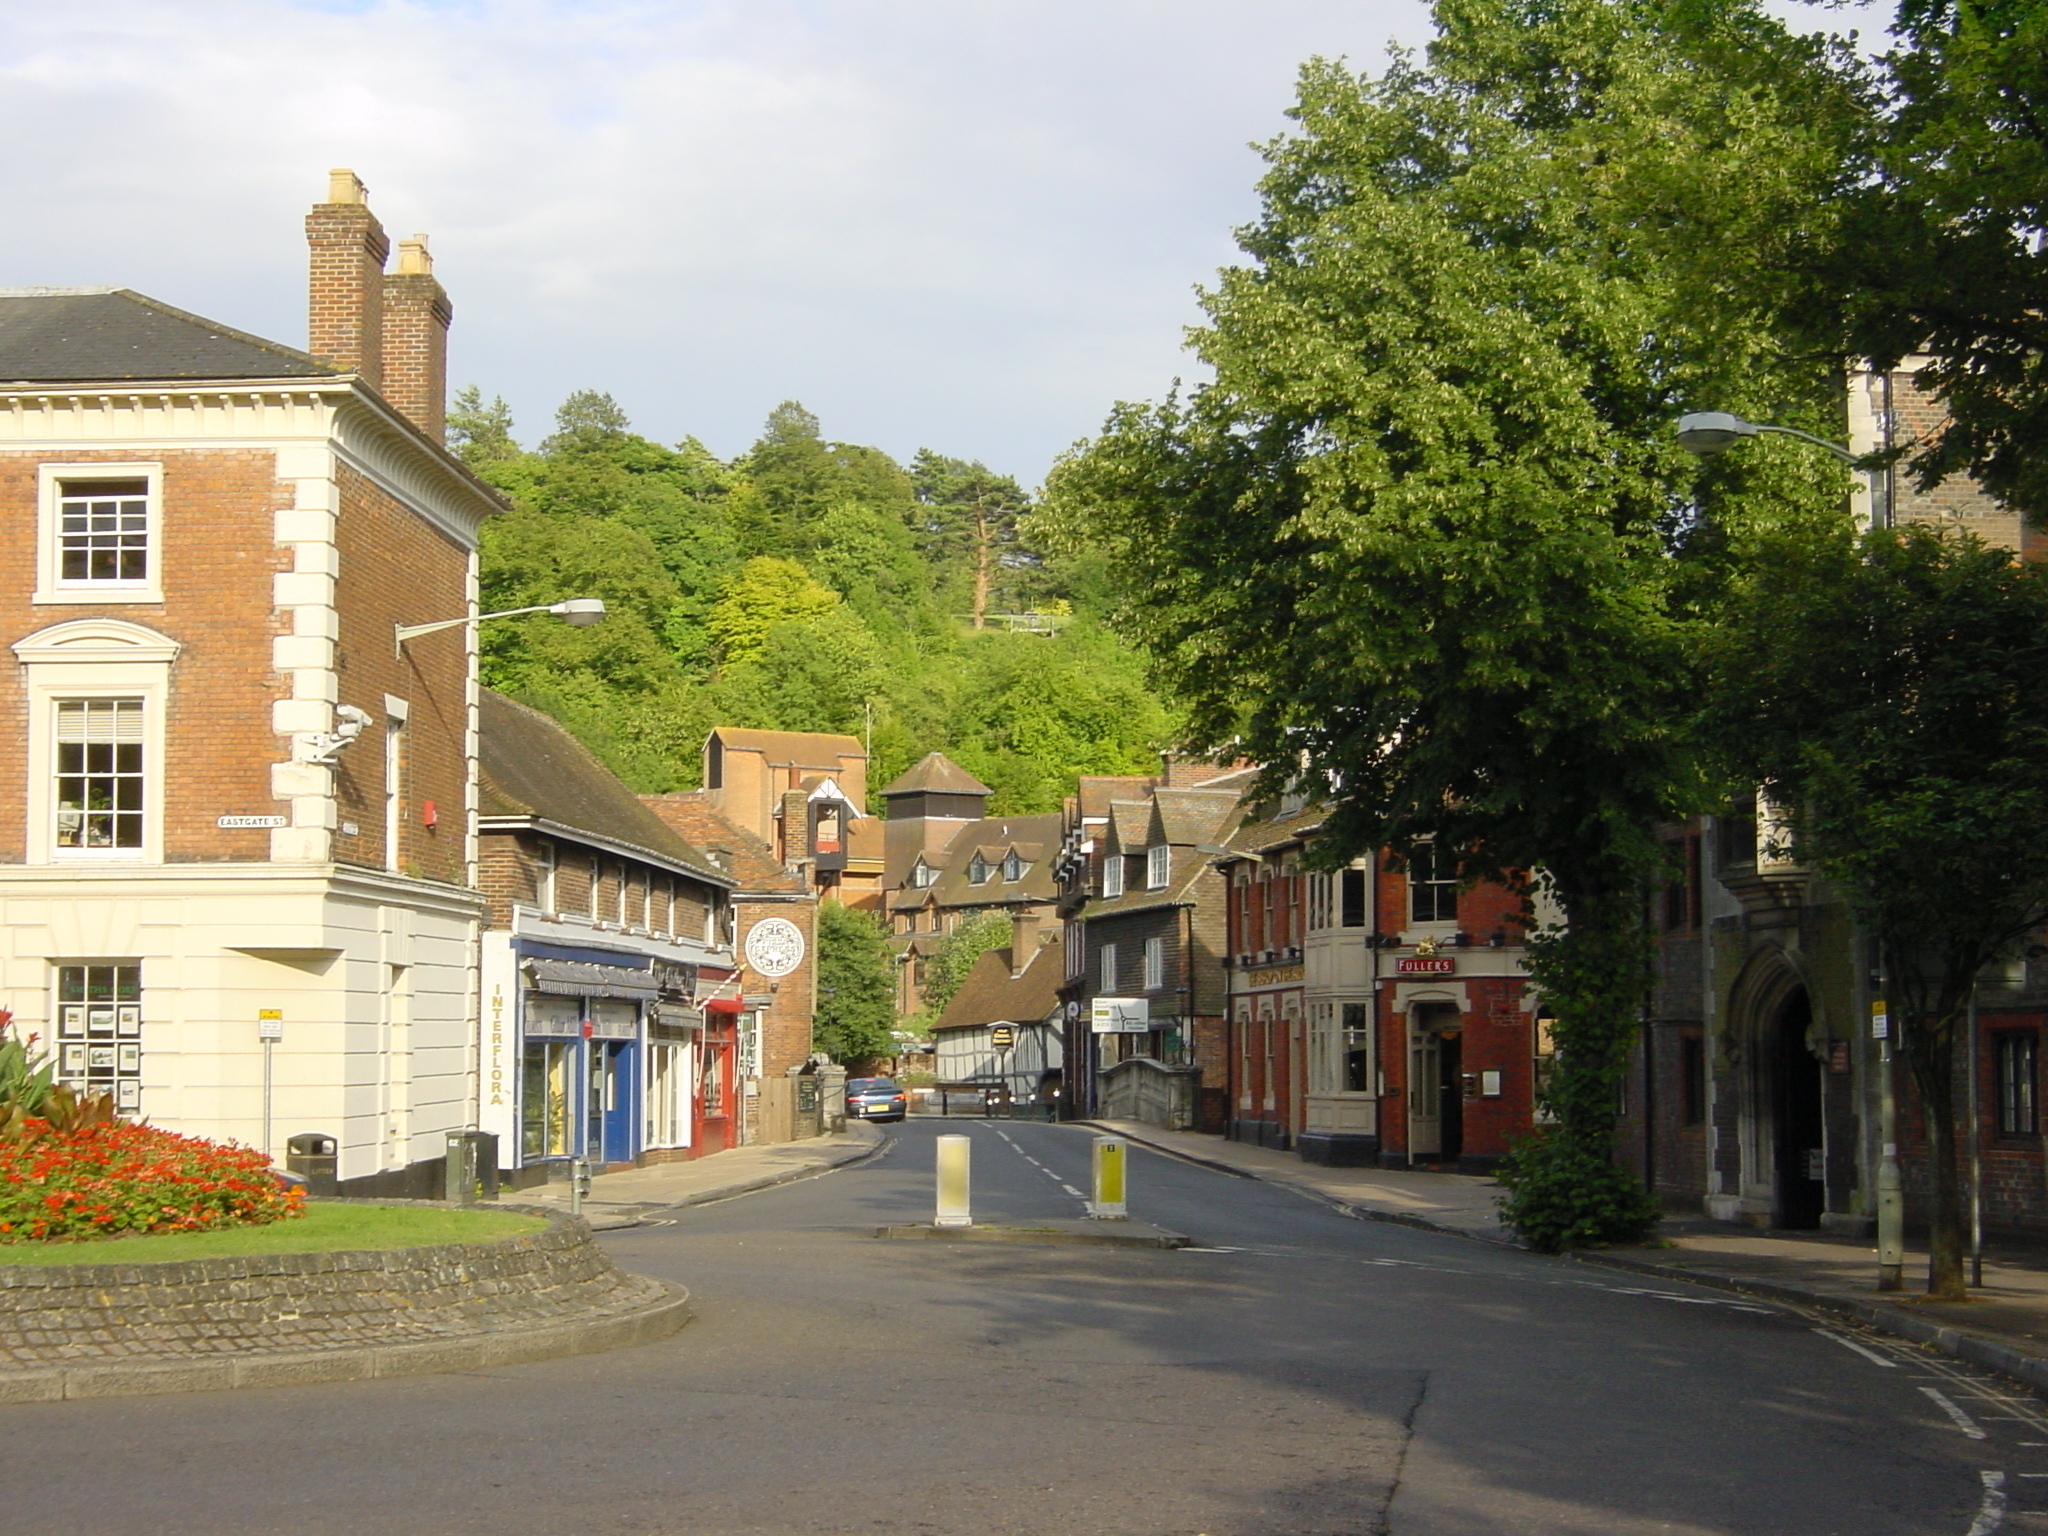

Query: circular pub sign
[744,916,806,979]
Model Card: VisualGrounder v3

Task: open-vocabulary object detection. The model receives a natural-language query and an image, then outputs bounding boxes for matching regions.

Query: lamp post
[1677,410,1905,1292]
[394,597,606,653]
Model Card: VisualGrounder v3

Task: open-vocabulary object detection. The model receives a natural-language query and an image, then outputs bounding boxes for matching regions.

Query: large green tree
[1816,0,2048,520]
[1042,0,1864,1248]
[1713,525,2048,1297]
[814,903,899,1065]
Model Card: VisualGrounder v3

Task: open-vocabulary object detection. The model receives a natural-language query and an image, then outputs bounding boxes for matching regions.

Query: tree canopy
[814,903,899,1065]
[458,392,1172,809]
[1041,0,1866,1248]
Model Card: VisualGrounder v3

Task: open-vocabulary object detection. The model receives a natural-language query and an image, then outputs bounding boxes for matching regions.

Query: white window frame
[1143,936,1165,991]
[15,620,178,865]
[1102,851,1125,899]
[1100,942,1118,993]
[36,463,164,606]
[534,840,557,915]
[1147,844,1171,890]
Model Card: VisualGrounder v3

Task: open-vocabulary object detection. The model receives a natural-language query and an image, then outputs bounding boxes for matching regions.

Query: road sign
[258,1009,283,1042]
[1090,997,1149,1033]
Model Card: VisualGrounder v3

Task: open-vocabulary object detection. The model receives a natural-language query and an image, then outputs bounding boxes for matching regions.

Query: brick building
[642,790,820,1146]
[474,691,737,1181]
[1218,799,1544,1171]
[698,727,880,910]
[0,170,498,1193]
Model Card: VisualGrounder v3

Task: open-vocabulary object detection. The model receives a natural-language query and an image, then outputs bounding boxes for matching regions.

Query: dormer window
[1003,850,1023,882]
[1147,844,1170,890]
[912,860,934,888]
[1102,852,1125,899]
[968,853,990,885]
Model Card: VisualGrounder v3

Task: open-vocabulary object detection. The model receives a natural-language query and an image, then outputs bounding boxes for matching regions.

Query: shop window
[1341,1002,1371,1093]
[54,962,142,1113]
[1998,1032,2038,1136]
[521,1039,574,1159]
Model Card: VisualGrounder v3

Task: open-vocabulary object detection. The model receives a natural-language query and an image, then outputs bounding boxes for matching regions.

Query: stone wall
[0,1206,682,1392]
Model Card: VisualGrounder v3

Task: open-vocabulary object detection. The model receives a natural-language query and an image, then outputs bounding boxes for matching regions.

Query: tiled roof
[640,793,805,893]
[934,935,1066,1033]
[1154,787,1242,848]
[891,813,1063,912]
[1222,798,1329,860]
[881,751,992,797]
[479,690,726,883]
[710,727,863,767]
[0,289,339,383]
[1076,775,1155,819]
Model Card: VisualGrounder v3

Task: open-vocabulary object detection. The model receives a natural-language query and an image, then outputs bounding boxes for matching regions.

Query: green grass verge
[0,1202,546,1265]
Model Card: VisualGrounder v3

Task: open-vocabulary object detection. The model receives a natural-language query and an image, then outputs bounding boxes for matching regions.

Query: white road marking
[1966,1471,2007,1536]
[1060,1184,1085,1199]
[1814,1328,1899,1367]
[1180,1246,1242,1254]
[1922,1387,1990,1440]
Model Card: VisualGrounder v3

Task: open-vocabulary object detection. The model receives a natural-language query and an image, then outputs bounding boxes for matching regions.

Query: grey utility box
[443,1130,499,1204]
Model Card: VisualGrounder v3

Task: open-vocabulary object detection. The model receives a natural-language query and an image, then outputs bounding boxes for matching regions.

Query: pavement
[499,1122,884,1227]
[1083,1114,2048,1399]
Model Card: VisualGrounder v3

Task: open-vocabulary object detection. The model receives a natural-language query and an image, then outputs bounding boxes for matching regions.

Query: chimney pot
[396,234,433,276]
[327,168,367,205]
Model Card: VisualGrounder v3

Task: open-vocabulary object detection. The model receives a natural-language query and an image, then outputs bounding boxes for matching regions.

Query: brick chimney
[1010,909,1040,977]
[306,168,389,388]
[382,234,452,442]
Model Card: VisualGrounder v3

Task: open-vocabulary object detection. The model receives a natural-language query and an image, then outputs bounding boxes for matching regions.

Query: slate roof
[0,288,340,384]
[934,934,1066,1034]
[479,690,728,884]
[1222,798,1329,861]
[640,793,805,893]
[881,751,992,798]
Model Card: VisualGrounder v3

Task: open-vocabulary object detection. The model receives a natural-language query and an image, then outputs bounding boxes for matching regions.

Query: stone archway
[1721,946,1820,1226]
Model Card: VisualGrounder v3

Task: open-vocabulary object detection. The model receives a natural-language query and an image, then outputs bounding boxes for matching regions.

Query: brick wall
[0,448,295,863]
[331,463,468,884]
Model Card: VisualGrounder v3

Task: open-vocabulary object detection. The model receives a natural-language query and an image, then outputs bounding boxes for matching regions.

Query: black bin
[286,1132,338,1195]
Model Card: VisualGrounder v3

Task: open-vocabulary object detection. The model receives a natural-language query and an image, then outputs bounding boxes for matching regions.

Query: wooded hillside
[453,389,1171,811]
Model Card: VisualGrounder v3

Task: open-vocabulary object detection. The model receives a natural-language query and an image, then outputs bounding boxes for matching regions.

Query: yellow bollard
[935,1133,972,1227]
[1090,1136,1128,1220]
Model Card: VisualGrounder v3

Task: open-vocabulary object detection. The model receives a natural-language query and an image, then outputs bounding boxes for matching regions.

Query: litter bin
[285,1132,338,1196]
[443,1130,499,1204]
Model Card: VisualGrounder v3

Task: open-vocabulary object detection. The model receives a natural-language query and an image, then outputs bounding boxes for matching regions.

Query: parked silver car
[845,1076,908,1123]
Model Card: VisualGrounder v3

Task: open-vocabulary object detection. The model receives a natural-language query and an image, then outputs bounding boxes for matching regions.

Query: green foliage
[1711,524,2048,1293]
[814,902,899,1065]
[1040,0,1862,1245]
[1497,1129,1663,1253]
[465,386,1170,805]
[921,910,1014,1016]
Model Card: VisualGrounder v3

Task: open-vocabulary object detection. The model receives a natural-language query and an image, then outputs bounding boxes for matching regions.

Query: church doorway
[1773,989,1826,1228]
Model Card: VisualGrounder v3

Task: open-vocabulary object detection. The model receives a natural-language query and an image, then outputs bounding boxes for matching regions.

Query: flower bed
[0,1121,303,1243]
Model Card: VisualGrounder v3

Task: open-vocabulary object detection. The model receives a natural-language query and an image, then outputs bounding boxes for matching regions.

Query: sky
[0,0,1884,487]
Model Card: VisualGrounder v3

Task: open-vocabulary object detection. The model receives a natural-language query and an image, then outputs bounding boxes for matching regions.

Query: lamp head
[1674,411,1761,456]
[550,598,607,628]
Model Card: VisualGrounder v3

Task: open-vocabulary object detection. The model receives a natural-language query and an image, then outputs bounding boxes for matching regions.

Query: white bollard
[1090,1136,1128,1220]
[935,1133,972,1227]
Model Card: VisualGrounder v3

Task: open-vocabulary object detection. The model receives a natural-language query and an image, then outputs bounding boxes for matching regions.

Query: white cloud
[0,0,1879,483]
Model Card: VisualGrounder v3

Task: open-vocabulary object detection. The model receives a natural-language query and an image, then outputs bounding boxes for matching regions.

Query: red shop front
[692,997,743,1158]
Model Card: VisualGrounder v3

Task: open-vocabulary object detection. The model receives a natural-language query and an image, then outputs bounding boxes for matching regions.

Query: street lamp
[1676,407,1905,1294]
[395,598,606,652]
[1674,411,1860,465]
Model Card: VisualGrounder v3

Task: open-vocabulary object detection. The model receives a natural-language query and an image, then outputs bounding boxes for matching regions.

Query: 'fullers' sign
[1397,956,1456,975]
